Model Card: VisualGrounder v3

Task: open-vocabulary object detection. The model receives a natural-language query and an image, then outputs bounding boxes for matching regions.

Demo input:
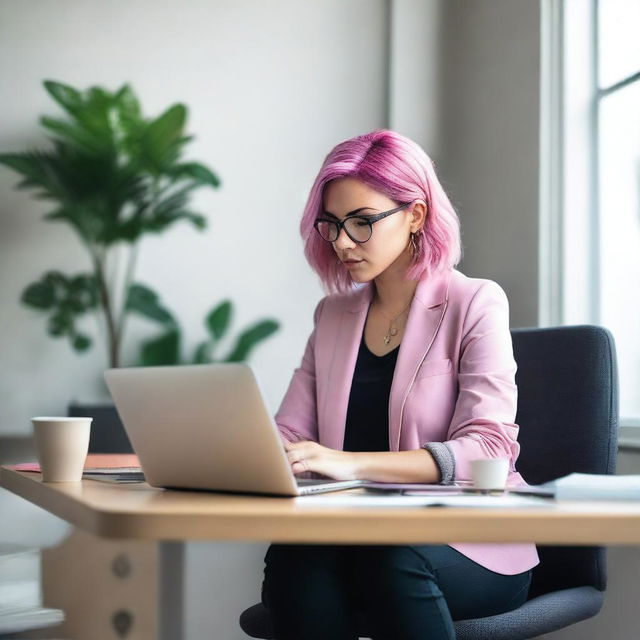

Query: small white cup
[31,417,92,482]
[470,458,509,490]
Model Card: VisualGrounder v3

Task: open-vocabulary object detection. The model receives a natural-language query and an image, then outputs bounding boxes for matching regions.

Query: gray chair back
[510,325,619,597]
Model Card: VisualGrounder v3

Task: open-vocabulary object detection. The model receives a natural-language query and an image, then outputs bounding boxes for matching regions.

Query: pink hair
[300,129,462,295]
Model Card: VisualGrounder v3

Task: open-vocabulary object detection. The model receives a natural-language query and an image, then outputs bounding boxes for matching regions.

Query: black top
[342,333,399,452]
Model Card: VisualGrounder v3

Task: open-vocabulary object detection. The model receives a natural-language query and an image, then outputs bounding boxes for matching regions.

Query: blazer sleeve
[443,281,521,482]
[273,297,326,444]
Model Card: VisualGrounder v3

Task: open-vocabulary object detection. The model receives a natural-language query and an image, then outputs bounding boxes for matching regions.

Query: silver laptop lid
[104,364,302,495]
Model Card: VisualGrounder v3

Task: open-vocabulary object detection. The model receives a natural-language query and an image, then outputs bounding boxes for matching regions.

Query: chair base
[239,587,604,640]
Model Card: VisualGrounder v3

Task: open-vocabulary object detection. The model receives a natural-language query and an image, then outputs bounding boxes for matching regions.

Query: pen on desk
[460,487,556,499]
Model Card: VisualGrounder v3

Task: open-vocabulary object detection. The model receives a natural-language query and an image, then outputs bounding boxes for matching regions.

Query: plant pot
[67,403,133,454]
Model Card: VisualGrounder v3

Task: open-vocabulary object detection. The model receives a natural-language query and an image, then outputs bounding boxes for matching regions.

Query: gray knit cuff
[422,442,456,485]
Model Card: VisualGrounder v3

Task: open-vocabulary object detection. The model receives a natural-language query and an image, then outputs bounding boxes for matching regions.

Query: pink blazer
[275,268,539,575]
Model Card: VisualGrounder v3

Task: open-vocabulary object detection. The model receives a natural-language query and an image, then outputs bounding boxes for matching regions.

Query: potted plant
[1,80,280,451]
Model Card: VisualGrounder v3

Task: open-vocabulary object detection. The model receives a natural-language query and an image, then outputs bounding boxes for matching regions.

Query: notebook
[104,364,363,496]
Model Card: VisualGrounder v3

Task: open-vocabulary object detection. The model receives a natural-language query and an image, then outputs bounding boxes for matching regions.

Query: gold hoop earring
[410,232,418,256]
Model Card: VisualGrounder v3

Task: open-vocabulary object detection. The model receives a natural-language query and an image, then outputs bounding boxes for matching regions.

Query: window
[542,0,640,426]
[595,0,640,424]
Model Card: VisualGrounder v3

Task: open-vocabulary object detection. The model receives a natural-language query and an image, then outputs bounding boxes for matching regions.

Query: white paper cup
[470,458,509,490]
[31,417,92,482]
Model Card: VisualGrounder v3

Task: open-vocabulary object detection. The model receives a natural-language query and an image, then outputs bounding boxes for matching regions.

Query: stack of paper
[551,473,640,501]
[0,544,64,633]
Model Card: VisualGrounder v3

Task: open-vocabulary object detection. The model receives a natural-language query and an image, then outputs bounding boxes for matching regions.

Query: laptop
[103,364,364,496]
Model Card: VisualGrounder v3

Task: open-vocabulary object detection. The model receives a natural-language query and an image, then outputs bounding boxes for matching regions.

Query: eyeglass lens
[316,218,372,243]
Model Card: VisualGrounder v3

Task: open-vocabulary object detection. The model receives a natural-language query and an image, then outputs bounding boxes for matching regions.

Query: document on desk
[552,473,640,500]
[9,456,145,483]
[10,454,141,475]
[361,482,555,498]
[82,470,145,483]
[295,491,552,508]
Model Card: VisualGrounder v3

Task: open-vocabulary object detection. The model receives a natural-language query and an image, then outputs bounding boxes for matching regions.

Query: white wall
[0,0,387,434]
[0,1,387,638]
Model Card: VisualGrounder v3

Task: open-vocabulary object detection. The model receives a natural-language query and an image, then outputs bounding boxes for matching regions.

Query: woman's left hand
[284,440,358,480]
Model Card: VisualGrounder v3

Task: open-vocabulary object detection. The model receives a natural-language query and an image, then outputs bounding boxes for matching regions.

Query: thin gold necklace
[376,299,413,345]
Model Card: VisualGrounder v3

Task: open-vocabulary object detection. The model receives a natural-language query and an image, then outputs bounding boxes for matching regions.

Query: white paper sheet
[295,492,552,508]
[553,473,640,500]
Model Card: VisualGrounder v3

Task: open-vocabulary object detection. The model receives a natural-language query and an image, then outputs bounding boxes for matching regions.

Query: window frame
[540,0,640,427]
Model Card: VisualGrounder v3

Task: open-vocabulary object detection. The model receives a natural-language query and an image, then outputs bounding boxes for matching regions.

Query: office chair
[239,325,619,639]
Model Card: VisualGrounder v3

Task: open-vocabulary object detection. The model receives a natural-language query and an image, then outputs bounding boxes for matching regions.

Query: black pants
[261,543,532,640]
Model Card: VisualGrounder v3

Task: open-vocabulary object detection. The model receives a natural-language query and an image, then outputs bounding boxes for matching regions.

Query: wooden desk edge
[3,467,640,545]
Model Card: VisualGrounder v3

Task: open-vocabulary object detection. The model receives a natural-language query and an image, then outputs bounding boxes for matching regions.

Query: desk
[3,467,640,639]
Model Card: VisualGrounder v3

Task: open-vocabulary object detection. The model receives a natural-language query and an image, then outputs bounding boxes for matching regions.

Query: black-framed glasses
[313,201,413,244]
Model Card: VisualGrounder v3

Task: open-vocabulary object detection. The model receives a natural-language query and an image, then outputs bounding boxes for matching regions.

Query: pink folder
[9,453,141,472]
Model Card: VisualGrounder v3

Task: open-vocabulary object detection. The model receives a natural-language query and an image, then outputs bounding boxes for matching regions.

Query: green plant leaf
[139,329,180,366]
[193,341,213,364]
[44,270,68,284]
[40,116,107,154]
[48,312,72,337]
[205,300,232,340]
[76,86,115,140]
[169,162,221,188]
[21,280,56,309]
[114,84,141,122]
[43,81,115,154]
[19,268,98,355]
[0,152,42,178]
[72,333,92,352]
[62,298,85,314]
[0,151,66,201]
[150,182,196,217]
[126,283,176,326]
[68,274,99,309]
[139,104,187,174]
[43,271,69,298]
[43,80,83,117]
[22,271,97,316]
[181,211,206,229]
[142,180,207,234]
[127,282,157,304]
[144,211,206,234]
[224,319,280,363]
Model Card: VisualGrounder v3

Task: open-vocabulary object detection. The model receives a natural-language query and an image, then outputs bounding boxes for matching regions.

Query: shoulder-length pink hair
[300,129,462,295]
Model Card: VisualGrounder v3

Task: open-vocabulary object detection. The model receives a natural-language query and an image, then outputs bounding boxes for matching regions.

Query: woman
[260,130,539,640]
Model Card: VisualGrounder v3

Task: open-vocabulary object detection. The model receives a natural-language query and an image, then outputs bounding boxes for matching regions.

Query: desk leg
[159,541,185,640]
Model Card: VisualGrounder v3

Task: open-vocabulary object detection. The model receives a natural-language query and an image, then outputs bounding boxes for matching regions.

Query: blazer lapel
[319,269,453,452]
[388,269,453,451]
[319,284,373,450]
